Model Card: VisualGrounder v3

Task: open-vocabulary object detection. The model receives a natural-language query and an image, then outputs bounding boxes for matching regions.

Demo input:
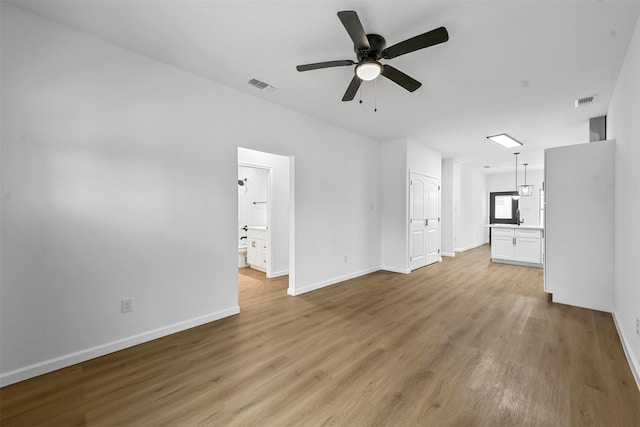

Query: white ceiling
[12,0,640,172]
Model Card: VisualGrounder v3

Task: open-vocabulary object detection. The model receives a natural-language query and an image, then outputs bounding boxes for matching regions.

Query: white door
[424,177,440,266]
[410,173,440,271]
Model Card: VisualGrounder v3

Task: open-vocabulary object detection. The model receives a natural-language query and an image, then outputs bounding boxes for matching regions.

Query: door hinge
[438,217,440,222]
[438,186,441,190]
[438,249,440,254]
[410,180,413,186]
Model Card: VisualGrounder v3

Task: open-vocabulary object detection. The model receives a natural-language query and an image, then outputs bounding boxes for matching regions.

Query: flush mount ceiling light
[355,61,382,81]
[487,133,523,148]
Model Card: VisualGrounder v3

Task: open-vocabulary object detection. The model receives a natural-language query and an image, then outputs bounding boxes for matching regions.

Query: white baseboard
[269,269,289,278]
[288,267,380,296]
[441,252,455,257]
[612,311,640,391]
[454,241,489,253]
[0,306,240,387]
[380,265,411,274]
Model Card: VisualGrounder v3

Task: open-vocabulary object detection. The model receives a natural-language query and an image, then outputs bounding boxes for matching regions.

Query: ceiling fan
[296,10,449,101]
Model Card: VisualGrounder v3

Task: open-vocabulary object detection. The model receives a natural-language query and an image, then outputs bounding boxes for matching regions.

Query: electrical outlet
[121,298,133,314]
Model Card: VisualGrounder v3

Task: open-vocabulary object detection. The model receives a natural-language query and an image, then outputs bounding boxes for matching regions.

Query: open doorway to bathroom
[237,147,293,305]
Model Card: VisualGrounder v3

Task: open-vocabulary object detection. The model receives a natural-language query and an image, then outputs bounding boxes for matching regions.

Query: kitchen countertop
[484,224,544,230]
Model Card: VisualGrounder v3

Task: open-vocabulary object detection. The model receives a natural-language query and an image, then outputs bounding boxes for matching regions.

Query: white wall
[380,139,408,273]
[238,166,268,231]
[380,138,442,273]
[441,159,454,256]
[454,164,489,252]
[407,138,442,178]
[0,5,381,385]
[238,147,290,277]
[486,169,544,226]
[608,13,640,387]
[544,140,614,313]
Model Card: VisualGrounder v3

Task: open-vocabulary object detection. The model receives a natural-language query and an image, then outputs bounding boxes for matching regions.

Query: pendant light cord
[514,153,519,189]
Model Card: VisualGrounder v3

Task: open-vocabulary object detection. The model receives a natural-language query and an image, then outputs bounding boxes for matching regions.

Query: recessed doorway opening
[237,147,295,305]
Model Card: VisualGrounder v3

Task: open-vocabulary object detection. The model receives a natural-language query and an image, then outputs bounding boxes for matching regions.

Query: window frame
[489,191,519,224]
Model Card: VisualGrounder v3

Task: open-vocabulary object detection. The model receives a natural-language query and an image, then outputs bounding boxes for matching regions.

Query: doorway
[237,147,294,299]
[409,172,440,270]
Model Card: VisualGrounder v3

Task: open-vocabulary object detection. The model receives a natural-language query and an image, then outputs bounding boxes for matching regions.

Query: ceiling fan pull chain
[374,78,378,112]
[359,85,363,104]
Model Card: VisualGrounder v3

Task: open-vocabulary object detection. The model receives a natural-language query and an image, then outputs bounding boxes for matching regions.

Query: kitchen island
[485,224,543,268]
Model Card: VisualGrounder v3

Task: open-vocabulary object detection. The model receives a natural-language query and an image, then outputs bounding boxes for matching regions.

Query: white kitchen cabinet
[489,226,542,268]
[491,228,516,260]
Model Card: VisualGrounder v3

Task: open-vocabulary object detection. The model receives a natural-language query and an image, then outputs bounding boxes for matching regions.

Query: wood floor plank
[2,245,639,426]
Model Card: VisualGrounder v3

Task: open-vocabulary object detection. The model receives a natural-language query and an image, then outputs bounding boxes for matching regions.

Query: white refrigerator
[544,139,614,312]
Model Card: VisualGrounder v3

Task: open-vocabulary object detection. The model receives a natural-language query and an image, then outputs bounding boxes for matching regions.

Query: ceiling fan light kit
[296,10,449,102]
[355,61,382,81]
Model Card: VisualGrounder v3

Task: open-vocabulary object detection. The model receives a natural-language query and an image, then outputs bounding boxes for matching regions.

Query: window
[490,191,519,224]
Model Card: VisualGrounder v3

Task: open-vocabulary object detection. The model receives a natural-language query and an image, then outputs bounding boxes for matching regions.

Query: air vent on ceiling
[574,94,598,108]
[248,78,276,93]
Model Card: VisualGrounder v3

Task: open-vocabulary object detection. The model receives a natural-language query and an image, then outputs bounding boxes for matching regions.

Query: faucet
[516,209,524,226]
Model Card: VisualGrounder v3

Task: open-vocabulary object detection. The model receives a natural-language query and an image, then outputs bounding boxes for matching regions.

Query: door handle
[425,219,428,226]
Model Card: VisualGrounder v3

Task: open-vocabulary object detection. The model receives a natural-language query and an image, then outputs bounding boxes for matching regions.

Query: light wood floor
[2,245,639,426]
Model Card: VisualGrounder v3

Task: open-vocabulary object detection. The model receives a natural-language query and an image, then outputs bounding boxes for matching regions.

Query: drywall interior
[237,166,268,231]
[453,164,489,252]
[0,5,380,385]
[440,159,455,256]
[608,12,640,387]
[380,139,408,273]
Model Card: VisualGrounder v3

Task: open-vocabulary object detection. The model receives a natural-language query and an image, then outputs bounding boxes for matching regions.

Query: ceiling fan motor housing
[355,34,386,61]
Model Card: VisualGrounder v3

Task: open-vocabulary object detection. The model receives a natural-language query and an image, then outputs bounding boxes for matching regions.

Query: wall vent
[248,78,276,93]
[574,94,598,108]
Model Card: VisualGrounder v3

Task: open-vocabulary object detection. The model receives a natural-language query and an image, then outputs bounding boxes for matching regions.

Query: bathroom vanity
[247,226,268,272]
[487,224,543,268]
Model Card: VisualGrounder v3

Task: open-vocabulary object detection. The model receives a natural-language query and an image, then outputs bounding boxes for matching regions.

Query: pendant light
[512,152,521,200]
[518,163,534,197]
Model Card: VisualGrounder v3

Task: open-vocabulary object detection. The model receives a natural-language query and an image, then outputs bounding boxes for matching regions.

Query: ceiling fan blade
[337,11,370,51]
[382,26,449,59]
[342,75,362,101]
[296,60,355,72]
[381,65,422,92]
